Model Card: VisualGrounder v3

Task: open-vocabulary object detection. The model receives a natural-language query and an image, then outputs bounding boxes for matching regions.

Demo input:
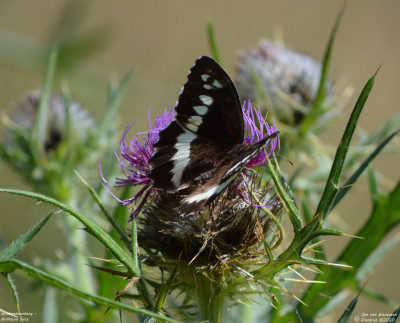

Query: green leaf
[331,130,399,211]
[0,212,52,262]
[315,70,377,223]
[3,274,20,312]
[207,21,223,67]
[98,66,135,136]
[390,307,400,322]
[31,47,58,156]
[0,188,140,276]
[297,178,400,318]
[0,259,177,322]
[300,6,345,134]
[356,232,400,281]
[362,287,398,308]
[337,294,359,323]
[265,155,302,231]
[154,261,179,312]
[362,113,400,147]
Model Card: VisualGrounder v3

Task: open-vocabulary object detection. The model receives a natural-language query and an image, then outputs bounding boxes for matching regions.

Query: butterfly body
[149,56,277,216]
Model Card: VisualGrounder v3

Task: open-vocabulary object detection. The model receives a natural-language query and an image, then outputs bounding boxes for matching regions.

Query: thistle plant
[1,9,400,323]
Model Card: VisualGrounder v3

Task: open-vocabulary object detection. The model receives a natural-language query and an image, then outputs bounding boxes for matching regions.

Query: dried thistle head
[139,172,281,265]
[235,39,335,125]
[1,90,95,194]
[4,90,93,153]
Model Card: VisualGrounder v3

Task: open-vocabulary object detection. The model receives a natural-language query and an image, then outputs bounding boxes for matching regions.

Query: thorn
[340,232,364,239]
[374,64,382,78]
[338,183,354,191]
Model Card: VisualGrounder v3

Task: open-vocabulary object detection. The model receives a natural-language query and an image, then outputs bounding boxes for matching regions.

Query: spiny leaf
[154,261,179,312]
[390,307,400,322]
[98,66,135,135]
[337,294,359,323]
[331,130,399,211]
[0,259,177,322]
[363,287,398,308]
[0,188,139,276]
[0,212,52,262]
[316,70,377,223]
[31,47,58,156]
[297,178,400,317]
[300,5,345,134]
[265,155,302,231]
[356,233,400,281]
[3,274,20,312]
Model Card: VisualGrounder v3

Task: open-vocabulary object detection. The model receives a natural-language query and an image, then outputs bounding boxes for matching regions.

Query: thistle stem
[195,272,226,323]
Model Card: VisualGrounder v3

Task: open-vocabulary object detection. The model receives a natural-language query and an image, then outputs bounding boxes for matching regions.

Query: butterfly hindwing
[178,133,278,215]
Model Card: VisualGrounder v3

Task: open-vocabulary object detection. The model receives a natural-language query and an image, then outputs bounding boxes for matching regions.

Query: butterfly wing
[149,56,243,192]
[175,56,243,146]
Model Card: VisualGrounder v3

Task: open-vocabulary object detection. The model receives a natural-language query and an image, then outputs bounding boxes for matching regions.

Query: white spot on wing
[193,106,208,115]
[199,95,213,106]
[188,116,203,126]
[172,144,191,159]
[170,144,191,187]
[212,80,222,88]
[186,123,198,132]
[201,74,210,82]
[185,174,237,203]
[171,159,189,187]
[203,84,213,90]
[177,132,196,143]
[226,159,247,176]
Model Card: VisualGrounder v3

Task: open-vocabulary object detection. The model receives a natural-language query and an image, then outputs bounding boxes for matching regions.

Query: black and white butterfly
[148,56,278,216]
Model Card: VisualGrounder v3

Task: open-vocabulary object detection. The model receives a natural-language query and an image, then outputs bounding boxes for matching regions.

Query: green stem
[131,217,138,269]
[60,210,95,295]
[196,272,226,323]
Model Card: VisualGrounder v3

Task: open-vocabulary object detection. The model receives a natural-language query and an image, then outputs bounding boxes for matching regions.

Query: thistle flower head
[3,90,93,153]
[107,107,175,217]
[1,90,95,192]
[112,102,281,268]
[236,39,334,124]
[242,101,280,167]
[140,171,281,263]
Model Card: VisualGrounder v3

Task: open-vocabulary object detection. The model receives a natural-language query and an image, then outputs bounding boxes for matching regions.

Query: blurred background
[0,0,399,321]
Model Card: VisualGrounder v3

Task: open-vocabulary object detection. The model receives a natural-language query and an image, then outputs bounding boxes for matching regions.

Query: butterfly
[148,56,278,216]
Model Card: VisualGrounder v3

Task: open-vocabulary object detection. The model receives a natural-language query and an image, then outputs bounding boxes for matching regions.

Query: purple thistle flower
[242,101,280,167]
[102,107,174,218]
[107,102,278,217]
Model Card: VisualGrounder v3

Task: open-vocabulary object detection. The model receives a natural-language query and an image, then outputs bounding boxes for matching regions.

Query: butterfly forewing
[149,56,243,192]
[176,56,243,146]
